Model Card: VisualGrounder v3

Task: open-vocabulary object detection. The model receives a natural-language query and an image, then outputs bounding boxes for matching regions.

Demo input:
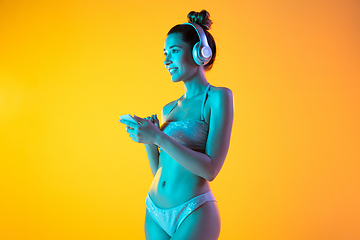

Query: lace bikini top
[160,84,211,153]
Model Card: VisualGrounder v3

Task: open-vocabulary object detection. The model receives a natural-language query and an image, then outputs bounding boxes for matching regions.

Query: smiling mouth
[169,67,178,75]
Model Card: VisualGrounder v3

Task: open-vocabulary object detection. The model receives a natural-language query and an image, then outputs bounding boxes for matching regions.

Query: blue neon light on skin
[119,10,234,239]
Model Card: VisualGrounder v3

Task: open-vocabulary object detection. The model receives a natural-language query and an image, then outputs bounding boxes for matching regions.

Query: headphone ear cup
[193,41,212,65]
[192,42,202,65]
[201,46,212,60]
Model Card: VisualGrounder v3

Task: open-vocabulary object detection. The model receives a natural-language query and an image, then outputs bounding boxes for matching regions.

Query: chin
[170,76,182,83]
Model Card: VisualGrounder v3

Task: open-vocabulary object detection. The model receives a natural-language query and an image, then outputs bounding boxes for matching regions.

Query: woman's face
[163,33,198,82]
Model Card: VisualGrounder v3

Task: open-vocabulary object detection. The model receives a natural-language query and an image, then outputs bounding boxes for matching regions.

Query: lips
[168,67,178,75]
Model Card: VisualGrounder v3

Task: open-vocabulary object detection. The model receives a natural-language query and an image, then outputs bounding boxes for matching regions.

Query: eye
[172,49,179,54]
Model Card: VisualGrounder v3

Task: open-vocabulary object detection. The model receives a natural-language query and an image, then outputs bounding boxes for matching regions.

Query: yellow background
[1,0,359,239]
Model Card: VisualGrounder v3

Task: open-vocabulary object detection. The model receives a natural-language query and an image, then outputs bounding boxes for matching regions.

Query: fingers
[133,115,147,125]
[148,115,155,124]
[130,136,139,142]
[149,114,158,124]
[153,114,160,128]
[118,115,144,143]
[127,127,140,142]
[126,125,133,133]
[137,114,158,123]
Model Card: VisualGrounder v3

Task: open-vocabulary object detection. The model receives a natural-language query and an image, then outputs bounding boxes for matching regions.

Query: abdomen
[148,151,210,209]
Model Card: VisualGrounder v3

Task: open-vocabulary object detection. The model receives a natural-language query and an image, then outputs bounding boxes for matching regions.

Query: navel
[162,181,166,188]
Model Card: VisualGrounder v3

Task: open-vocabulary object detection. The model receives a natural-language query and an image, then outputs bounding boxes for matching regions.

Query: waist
[149,162,210,208]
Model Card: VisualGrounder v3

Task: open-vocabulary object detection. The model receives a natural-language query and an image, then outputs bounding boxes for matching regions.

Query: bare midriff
[148,150,211,209]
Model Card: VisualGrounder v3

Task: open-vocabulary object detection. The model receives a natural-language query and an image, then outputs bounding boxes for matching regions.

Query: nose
[164,54,172,66]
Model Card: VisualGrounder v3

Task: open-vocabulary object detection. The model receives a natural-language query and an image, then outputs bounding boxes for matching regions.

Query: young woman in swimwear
[119,10,234,240]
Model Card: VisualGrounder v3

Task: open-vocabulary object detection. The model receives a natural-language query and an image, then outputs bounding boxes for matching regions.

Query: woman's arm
[144,144,159,176]
[143,114,161,176]
[123,88,234,181]
[155,87,234,181]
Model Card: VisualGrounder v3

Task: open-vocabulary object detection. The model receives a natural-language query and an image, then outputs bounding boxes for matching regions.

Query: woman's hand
[145,114,160,129]
[119,115,162,144]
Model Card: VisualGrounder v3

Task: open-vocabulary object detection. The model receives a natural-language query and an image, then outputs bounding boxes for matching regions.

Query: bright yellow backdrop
[1,0,359,239]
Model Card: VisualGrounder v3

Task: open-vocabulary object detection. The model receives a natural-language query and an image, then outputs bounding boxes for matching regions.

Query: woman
[119,10,233,240]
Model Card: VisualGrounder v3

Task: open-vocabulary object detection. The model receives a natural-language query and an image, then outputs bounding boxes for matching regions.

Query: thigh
[144,209,171,240]
[171,201,221,240]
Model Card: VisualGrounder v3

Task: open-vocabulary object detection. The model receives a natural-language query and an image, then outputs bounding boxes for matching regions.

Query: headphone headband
[182,23,210,49]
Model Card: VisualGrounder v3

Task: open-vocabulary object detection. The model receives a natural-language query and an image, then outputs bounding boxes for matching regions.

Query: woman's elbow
[205,156,224,181]
[205,169,218,182]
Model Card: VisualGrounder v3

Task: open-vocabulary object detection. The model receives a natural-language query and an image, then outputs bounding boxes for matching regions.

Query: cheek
[181,53,195,67]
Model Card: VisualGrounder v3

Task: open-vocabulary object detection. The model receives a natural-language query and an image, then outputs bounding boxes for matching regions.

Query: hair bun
[187,10,213,30]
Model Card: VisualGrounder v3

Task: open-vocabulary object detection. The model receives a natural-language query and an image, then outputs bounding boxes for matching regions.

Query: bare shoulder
[208,86,233,106]
[162,100,177,115]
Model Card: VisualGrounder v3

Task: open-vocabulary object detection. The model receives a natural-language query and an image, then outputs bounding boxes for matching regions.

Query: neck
[183,70,209,99]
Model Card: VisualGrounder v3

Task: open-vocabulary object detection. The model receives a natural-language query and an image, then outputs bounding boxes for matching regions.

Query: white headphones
[182,22,212,65]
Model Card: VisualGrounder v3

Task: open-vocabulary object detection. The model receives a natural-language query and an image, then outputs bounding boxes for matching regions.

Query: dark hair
[167,10,216,71]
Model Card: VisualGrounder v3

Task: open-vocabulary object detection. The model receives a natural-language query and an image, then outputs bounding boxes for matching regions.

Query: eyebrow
[163,45,182,52]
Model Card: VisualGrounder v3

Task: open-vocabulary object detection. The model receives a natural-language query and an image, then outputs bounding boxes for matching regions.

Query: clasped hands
[119,114,161,144]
